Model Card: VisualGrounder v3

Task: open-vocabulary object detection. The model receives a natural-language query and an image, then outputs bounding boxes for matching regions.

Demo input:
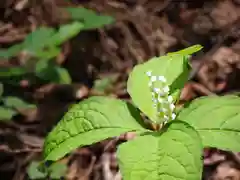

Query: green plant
[43,44,240,180]
[66,7,114,30]
[0,83,36,120]
[27,161,67,180]
[0,7,114,84]
[0,7,114,121]
[93,75,119,93]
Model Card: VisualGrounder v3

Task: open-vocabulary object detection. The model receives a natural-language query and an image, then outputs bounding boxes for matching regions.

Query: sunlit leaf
[43,96,146,161]
[117,121,203,180]
[127,45,203,123]
[178,95,240,152]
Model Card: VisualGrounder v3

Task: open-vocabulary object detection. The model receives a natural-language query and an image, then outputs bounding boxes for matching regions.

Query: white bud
[154,88,160,93]
[157,91,165,97]
[157,97,164,103]
[171,113,176,120]
[151,76,157,82]
[163,115,169,120]
[157,107,164,113]
[169,103,175,110]
[146,71,152,76]
[168,96,173,103]
[162,86,169,93]
[148,81,153,87]
[146,72,177,123]
[162,108,168,112]
[152,98,158,103]
[158,76,166,82]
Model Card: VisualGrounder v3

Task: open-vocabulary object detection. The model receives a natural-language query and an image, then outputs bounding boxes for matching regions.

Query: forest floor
[0,0,240,179]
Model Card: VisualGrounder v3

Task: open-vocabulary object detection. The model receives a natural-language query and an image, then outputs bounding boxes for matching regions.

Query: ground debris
[0,0,240,180]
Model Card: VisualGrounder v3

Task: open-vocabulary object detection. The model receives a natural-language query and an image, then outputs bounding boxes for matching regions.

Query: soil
[0,0,240,179]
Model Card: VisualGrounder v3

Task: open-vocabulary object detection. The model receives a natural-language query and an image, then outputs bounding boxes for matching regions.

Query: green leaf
[66,7,114,29]
[49,162,67,179]
[167,45,203,56]
[0,83,3,98]
[127,45,203,123]
[23,27,55,54]
[83,15,114,30]
[35,60,71,84]
[66,7,96,20]
[0,23,83,60]
[3,96,36,109]
[117,121,202,180]
[55,66,72,84]
[49,22,83,46]
[0,67,28,77]
[127,55,189,123]
[178,95,240,152]
[0,44,23,59]
[35,59,52,79]
[34,47,61,60]
[93,77,116,92]
[27,161,48,180]
[0,28,56,59]
[0,106,17,120]
[43,96,146,161]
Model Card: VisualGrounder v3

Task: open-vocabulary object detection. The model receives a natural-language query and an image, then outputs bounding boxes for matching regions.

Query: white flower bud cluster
[146,71,176,123]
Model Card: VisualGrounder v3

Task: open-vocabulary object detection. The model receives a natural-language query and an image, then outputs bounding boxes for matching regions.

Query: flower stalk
[146,71,176,124]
